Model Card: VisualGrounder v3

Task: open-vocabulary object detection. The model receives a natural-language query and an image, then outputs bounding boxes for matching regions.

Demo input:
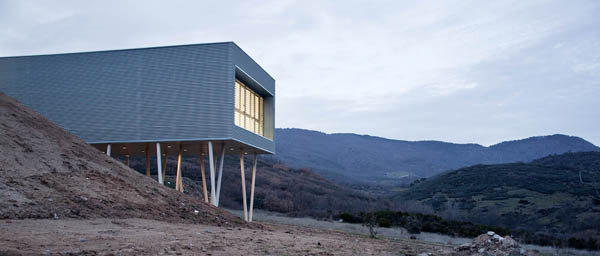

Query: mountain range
[274,128,599,184]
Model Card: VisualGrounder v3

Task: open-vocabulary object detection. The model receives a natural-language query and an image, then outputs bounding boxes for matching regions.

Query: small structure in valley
[0,42,276,222]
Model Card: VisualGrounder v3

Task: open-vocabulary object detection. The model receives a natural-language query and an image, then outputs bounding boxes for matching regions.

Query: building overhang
[90,138,274,157]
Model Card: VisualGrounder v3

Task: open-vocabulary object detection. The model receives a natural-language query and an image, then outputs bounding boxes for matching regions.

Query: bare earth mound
[0,93,245,226]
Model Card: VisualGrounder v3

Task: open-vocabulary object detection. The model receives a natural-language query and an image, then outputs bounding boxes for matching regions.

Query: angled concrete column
[162,146,168,183]
[208,141,216,206]
[145,144,150,176]
[175,144,183,192]
[249,152,257,222]
[106,144,111,156]
[199,154,209,203]
[215,144,225,206]
[156,143,163,185]
[239,149,248,221]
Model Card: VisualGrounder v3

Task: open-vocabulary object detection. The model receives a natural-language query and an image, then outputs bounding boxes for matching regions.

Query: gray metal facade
[0,42,275,154]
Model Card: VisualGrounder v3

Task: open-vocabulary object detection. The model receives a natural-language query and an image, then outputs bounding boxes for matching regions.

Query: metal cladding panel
[232,126,275,153]
[231,43,275,95]
[0,43,235,143]
[230,43,276,154]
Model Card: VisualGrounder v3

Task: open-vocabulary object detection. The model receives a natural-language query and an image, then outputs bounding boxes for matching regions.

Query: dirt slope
[0,93,245,226]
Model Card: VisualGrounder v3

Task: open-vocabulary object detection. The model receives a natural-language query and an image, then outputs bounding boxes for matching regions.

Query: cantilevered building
[0,42,275,222]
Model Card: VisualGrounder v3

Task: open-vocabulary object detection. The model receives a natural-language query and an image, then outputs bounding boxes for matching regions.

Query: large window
[235,79,263,136]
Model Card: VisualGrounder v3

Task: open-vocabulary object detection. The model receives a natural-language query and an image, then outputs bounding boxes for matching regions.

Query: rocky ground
[0,218,458,256]
[455,231,540,256]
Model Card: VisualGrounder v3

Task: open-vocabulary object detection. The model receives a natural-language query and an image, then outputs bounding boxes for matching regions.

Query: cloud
[0,0,598,145]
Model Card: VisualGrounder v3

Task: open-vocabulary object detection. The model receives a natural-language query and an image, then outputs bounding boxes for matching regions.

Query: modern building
[0,42,275,222]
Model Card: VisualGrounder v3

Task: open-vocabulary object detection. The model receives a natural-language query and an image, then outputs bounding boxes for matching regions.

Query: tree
[579,168,600,204]
[361,212,378,238]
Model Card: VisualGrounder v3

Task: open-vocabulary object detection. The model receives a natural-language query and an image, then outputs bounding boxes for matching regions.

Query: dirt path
[0,218,457,256]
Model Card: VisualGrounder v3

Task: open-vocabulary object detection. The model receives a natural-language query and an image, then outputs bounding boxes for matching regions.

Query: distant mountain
[394,151,600,239]
[274,128,599,184]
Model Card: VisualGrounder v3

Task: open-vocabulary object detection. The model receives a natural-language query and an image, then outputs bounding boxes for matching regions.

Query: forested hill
[394,151,600,240]
[274,128,599,184]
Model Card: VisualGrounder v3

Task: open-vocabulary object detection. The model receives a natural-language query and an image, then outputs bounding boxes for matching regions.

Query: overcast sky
[1,0,598,146]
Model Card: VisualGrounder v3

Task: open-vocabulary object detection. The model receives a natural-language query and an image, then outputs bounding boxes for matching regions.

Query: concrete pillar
[156,143,163,185]
[145,144,150,176]
[208,141,216,206]
[249,152,257,222]
[215,144,225,206]
[240,149,248,221]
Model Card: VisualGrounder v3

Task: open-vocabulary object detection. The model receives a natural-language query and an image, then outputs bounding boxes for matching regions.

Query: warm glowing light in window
[234,80,264,136]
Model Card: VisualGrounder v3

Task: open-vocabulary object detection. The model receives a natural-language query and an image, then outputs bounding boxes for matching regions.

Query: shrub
[336,212,360,223]
[378,217,392,228]
[568,237,587,249]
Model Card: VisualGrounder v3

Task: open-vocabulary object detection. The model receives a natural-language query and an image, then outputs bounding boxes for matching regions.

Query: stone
[501,236,518,248]
[478,248,486,253]
[472,234,491,248]
[455,243,471,251]
[509,248,521,256]
[487,231,495,236]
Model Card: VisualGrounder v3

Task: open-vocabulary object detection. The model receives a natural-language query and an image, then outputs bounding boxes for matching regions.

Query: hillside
[394,152,600,241]
[275,128,599,184]
[0,93,244,226]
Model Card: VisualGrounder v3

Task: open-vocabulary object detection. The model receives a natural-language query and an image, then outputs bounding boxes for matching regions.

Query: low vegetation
[394,152,600,250]
[336,210,600,250]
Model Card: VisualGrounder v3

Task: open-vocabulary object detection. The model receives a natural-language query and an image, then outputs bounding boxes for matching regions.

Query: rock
[472,234,491,247]
[501,236,518,248]
[493,234,504,241]
[455,243,471,251]
[459,232,525,256]
[416,253,430,256]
